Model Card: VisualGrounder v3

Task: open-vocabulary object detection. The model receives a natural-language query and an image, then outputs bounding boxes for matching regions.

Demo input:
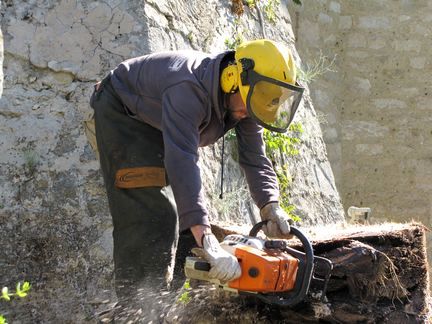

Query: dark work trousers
[90,76,196,320]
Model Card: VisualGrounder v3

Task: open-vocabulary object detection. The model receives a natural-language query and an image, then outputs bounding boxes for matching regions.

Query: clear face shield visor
[241,63,304,133]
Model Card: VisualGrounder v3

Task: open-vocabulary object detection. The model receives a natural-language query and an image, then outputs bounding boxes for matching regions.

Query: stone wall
[289,2,432,233]
[0,0,343,321]
[0,13,3,98]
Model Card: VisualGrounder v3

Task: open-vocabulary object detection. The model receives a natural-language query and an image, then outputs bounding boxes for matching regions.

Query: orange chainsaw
[184,221,333,307]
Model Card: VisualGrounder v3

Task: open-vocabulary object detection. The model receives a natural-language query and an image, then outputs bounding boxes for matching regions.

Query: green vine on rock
[263,122,303,159]
[263,122,303,222]
[177,280,192,304]
[224,17,245,50]
[261,0,281,24]
[225,123,303,222]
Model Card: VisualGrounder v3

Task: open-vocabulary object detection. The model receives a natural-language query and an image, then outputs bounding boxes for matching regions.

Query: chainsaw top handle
[249,221,314,307]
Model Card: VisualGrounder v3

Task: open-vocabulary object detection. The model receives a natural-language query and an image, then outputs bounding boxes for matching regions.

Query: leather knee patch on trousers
[115,167,167,188]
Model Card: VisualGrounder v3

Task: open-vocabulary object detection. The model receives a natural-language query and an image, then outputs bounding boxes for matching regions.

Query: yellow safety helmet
[221,39,304,133]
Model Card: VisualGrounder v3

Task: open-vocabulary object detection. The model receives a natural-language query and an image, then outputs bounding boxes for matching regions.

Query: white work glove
[260,202,293,238]
[201,233,241,283]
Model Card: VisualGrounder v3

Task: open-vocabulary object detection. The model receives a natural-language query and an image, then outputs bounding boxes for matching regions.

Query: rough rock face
[0,0,343,321]
[0,26,3,98]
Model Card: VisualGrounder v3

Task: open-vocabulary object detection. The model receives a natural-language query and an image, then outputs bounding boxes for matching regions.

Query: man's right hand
[201,233,241,283]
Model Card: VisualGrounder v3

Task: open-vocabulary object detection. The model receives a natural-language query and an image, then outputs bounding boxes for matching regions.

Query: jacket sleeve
[161,81,211,232]
[236,117,280,208]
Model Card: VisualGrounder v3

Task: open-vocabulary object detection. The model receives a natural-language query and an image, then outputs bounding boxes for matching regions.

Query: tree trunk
[167,223,430,323]
[276,223,430,323]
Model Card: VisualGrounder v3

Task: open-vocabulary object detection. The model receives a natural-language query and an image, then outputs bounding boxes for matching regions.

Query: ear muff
[220,63,239,94]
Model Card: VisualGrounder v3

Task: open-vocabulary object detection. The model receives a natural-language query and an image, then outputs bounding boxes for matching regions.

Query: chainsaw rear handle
[249,220,314,307]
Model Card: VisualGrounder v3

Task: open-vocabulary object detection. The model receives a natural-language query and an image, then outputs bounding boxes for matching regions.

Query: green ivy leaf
[14,282,30,298]
[245,0,256,8]
[177,291,191,304]
[0,314,6,324]
[183,280,191,290]
[22,282,31,292]
[1,287,10,301]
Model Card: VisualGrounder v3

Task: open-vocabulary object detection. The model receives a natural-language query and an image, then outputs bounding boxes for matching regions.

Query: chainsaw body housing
[220,235,299,292]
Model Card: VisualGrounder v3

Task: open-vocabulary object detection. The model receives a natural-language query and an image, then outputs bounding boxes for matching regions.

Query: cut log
[278,223,430,323]
[166,223,430,323]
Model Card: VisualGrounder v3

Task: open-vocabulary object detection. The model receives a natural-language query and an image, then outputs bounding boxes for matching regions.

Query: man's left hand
[260,202,293,238]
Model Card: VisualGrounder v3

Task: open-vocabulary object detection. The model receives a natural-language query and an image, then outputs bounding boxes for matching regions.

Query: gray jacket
[110,50,279,232]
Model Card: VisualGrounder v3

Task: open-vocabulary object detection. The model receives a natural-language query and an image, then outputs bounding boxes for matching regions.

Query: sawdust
[310,301,332,319]
[163,280,296,324]
[96,282,181,323]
